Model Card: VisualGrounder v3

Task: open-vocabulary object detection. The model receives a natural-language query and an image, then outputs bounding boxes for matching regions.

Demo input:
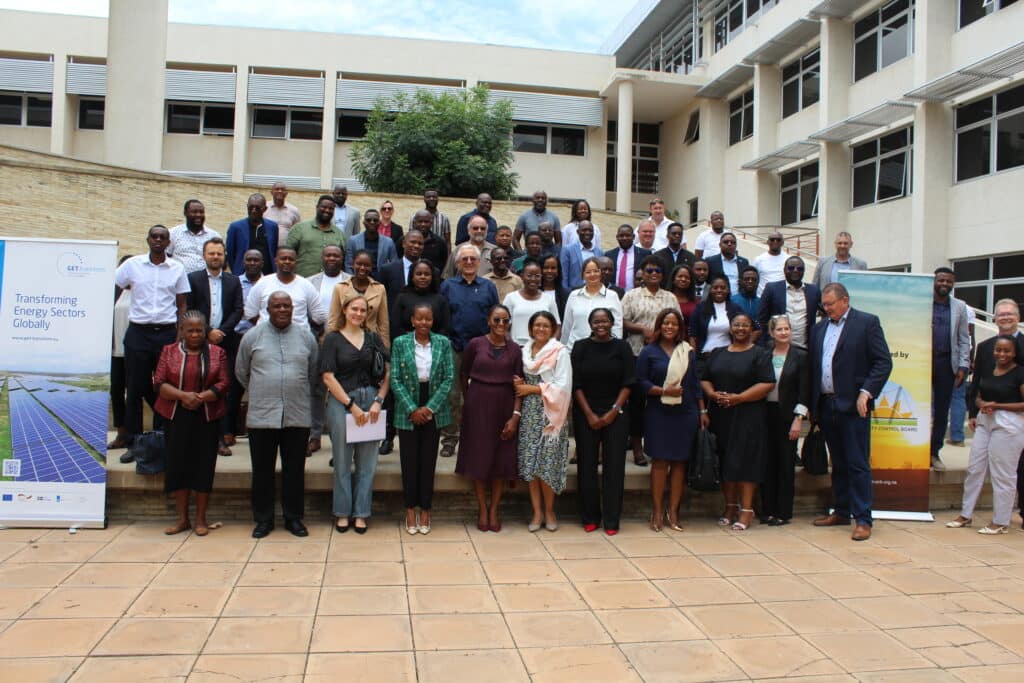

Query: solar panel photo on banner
[7,389,105,484]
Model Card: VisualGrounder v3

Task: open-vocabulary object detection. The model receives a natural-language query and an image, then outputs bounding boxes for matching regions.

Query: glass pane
[781,188,798,225]
[551,127,585,156]
[513,124,546,153]
[996,83,1024,114]
[636,123,660,145]
[956,97,993,128]
[801,70,820,109]
[880,128,908,153]
[741,103,754,138]
[953,258,989,282]
[800,181,818,220]
[0,94,20,125]
[994,282,1024,310]
[290,109,322,140]
[877,152,907,200]
[782,61,800,81]
[337,113,368,139]
[881,0,909,22]
[852,139,878,164]
[803,49,820,68]
[252,108,286,138]
[729,112,742,145]
[688,198,699,225]
[632,158,659,193]
[684,111,699,143]
[25,96,51,127]
[956,125,991,180]
[996,111,1024,171]
[854,34,878,81]
[952,285,987,312]
[77,99,104,130]
[167,103,201,134]
[782,80,799,118]
[202,105,234,135]
[959,0,989,28]
[606,120,617,141]
[880,15,910,69]
[853,163,877,207]
[780,170,798,187]
[993,253,1024,279]
[605,157,616,192]
[729,1,744,32]
[800,161,819,180]
[635,144,659,159]
[855,12,879,37]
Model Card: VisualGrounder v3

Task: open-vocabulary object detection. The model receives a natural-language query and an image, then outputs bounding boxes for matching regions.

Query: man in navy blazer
[345,209,398,278]
[652,222,695,290]
[604,224,651,291]
[226,194,278,276]
[560,220,603,289]
[704,232,748,294]
[758,256,821,348]
[809,282,892,541]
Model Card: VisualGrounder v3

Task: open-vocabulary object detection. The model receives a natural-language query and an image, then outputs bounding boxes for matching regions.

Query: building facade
[1,1,1023,309]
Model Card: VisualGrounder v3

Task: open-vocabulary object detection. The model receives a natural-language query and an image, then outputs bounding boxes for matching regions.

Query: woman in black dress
[699,313,775,531]
[570,308,634,535]
[391,259,451,337]
[637,308,707,531]
[760,315,810,526]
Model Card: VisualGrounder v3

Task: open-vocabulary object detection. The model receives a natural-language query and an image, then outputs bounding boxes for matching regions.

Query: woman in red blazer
[154,310,230,536]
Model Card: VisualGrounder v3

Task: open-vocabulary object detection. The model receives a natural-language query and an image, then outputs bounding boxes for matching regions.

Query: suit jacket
[344,232,398,277]
[939,297,972,376]
[226,218,279,275]
[811,254,868,291]
[693,299,742,352]
[185,270,244,347]
[378,258,416,320]
[775,346,811,420]
[389,331,455,431]
[382,223,405,258]
[809,308,893,414]
[333,204,361,239]
[968,332,1024,417]
[604,246,652,290]
[652,246,696,289]
[560,243,604,290]
[705,253,750,287]
[758,280,822,345]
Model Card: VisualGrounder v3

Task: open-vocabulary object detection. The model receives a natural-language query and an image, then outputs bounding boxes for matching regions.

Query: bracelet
[699,409,709,414]
[512,410,522,417]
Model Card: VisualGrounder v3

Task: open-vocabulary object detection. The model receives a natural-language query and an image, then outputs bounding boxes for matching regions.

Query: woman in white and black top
[504,258,560,346]
[693,275,740,355]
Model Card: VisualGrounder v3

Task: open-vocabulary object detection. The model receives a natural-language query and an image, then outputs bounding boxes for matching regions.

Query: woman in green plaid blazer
[390,304,455,534]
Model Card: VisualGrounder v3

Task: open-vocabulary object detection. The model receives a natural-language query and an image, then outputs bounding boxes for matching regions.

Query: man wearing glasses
[442,215,495,279]
[753,231,788,296]
[439,242,499,458]
[758,255,821,349]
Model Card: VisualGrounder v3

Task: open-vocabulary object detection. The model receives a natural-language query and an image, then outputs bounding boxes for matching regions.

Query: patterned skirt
[517,373,570,493]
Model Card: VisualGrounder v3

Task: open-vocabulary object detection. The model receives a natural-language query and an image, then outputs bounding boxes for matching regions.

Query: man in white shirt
[244,247,326,332]
[114,225,190,458]
[753,231,788,295]
[264,181,302,243]
[694,210,726,260]
[167,199,221,273]
[641,197,677,251]
[331,184,361,240]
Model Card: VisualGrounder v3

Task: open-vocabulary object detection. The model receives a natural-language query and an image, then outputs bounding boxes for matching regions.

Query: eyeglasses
[380,206,393,212]
[459,256,479,263]
[492,255,510,262]
[785,265,805,272]
[768,237,784,242]
[492,318,510,324]
[644,267,663,274]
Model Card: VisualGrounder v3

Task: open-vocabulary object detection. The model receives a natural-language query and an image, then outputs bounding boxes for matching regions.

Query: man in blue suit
[758,256,821,349]
[705,232,749,294]
[345,209,398,279]
[560,220,603,289]
[809,283,892,541]
[226,194,278,276]
[604,224,651,291]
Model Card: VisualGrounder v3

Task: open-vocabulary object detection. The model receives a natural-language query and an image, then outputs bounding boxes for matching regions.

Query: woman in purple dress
[455,305,524,532]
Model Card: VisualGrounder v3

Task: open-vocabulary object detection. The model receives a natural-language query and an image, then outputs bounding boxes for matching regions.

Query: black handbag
[801,423,830,475]
[688,428,720,492]
[132,430,167,475]
[370,333,387,385]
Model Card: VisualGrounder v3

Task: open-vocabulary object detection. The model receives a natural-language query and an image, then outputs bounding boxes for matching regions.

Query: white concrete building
[1,1,1023,311]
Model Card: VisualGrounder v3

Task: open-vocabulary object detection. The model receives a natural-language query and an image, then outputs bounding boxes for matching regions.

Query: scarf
[661,341,691,406]
[522,338,571,440]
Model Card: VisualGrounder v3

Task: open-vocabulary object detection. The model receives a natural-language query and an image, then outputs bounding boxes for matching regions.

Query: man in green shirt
[286,195,346,277]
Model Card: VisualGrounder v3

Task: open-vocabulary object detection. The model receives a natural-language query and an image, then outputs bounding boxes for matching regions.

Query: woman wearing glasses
[560,257,623,351]
[621,256,680,465]
[378,200,405,257]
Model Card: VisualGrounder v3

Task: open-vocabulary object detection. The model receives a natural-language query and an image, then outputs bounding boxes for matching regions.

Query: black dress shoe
[378,438,394,455]
[119,451,135,464]
[252,521,274,539]
[284,519,308,537]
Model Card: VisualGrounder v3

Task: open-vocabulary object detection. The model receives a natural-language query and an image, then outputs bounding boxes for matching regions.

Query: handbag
[801,423,830,475]
[132,430,167,475]
[687,428,720,492]
[370,333,387,385]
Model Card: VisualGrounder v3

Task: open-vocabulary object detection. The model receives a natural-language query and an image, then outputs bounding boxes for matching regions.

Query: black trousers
[110,355,127,429]
[398,383,440,509]
[248,426,309,523]
[164,409,219,493]
[931,354,956,458]
[761,402,797,520]
[124,322,177,438]
[574,405,629,531]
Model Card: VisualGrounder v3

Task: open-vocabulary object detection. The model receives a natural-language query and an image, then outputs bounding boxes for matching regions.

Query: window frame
[728,88,754,146]
[336,110,369,141]
[166,100,236,136]
[851,126,914,208]
[605,120,660,194]
[782,48,820,118]
[512,123,586,157]
[714,0,779,53]
[954,82,1024,183]
[683,110,700,144]
[958,0,1019,29]
[780,160,820,225]
[77,97,104,130]
[853,0,916,82]
[250,105,322,141]
[952,252,1024,313]
[0,92,52,128]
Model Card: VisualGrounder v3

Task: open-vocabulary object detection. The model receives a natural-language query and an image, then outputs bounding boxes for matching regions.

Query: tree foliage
[350,84,518,200]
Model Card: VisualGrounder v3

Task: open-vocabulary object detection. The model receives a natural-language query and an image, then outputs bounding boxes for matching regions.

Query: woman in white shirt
[561,199,602,249]
[560,258,623,350]
[504,259,561,346]
[694,275,740,354]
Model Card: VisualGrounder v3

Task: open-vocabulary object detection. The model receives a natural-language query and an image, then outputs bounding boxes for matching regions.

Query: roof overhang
[696,63,755,99]
[744,18,821,64]
[808,101,916,143]
[603,69,705,122]
[741,140,820,171]
[904,40,1024,102]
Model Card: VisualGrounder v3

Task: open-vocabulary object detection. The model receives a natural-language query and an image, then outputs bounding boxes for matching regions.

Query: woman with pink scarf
[513,311,572,532]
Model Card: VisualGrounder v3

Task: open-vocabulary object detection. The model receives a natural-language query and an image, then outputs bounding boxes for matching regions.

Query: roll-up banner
[0,238,117,528]
[839,271,934,520]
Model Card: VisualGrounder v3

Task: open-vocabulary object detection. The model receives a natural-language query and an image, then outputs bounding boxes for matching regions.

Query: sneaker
[931,455,946,471]
[440,444,456,458]
[946,439,965,447]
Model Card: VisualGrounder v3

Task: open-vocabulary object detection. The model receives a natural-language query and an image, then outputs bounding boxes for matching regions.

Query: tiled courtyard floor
[1,512,1023,682]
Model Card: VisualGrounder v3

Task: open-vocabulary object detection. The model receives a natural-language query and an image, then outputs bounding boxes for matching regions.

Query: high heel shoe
[718,503,739,526]
[665,512,684,532]
[649,512,663,532]
[732,508,754,531]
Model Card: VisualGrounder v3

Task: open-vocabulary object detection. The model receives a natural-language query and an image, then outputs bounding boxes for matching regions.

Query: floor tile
[768,551,852,574]
[237,562,324,587]
[682,603,791,639]
[959,544,1024,566]
[595,607,705,642]
[152,563,245,588]
[204,616,314,654]
[171,541,255,563]
[482,560,566,584]
[305,652,416,682]
[93,618,215,655]
[702,553,786,576]
[970,618,1024,657]
[248,540,328,563]
[0,657,81,681]
[676,534,753,555]
[737,532,818,553]
[729,574,827,602]
[804,631,934,672]
[412,612,513,650]
[520,644,642,683]
[126,586,231,618]
[399,523,467,542]
[322,561,406,586]
[630,556,717,580]
[716,634,842,679]
[491,583,586,612]
[842,595,955,629]
[0,542,32,561]
[620,640,745,683]
[221,586,320,617]
[189,653,306,682]
[0,587,51,619]
[854,667,962,682]
[90,541,180,563]
[310,615,412,652]
[504,610,610,648]
[415,649,529,683]
[575,580,670,610]
[0,563,81,587]
[769,599,876,633]
[24,586,141,619]
[404,561,486,585]
[543,540,622,560]
[7,542,105,564]
[556,558,644,582]
[655,577,752,606]
[327,541,403,562]
[914,591,1019,624]
[62,562,163,587]
[406,585,498,614]
[0,617,114,656]
[887,625,1022,668]
[951,663,1024,682]
[318,586,409,615]
[802,571,901,598]
[867,567,971,595]
[471,539,551,561]
[606,536,690,558]
[401,541,476,562]
[69,655,194,682]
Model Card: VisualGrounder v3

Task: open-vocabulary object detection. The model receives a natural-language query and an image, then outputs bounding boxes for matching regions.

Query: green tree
[350,84,518,199]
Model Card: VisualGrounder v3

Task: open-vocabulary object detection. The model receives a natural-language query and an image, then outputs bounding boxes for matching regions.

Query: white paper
[345,410,387,443]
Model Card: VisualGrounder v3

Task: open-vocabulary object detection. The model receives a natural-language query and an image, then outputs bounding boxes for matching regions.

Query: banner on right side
[839,270,934,515]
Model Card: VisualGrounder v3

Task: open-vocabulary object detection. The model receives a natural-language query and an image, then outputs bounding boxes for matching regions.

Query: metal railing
[686,223,821,260]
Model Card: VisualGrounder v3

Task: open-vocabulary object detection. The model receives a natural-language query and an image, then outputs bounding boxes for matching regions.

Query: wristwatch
[699,409,709,414]
[344,397,354,410]
[611,404,624,415]
[373,395,385,404]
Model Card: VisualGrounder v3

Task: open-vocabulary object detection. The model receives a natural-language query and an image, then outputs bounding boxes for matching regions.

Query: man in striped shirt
[411,189,451,251]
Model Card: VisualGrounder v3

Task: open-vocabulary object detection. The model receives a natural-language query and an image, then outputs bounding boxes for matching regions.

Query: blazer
[153,341,230,422]
[389,331,455,431]
[378,258,410,312]
[560,242,604,290]
[809,307,893,414]
[693,299,742,353]
[605,246,652,290]
[705,253,750,286]
[333,204,361,239]
[940,297,972,376]
[757,280,822,345]
[968,332,1024,417]
[225,218,279,275]
[811,254,868,291]
[652,246,696,289]
[772,346,811,420]
[186,270,244,346]
[344,232,398,276]
[381,223,405,258]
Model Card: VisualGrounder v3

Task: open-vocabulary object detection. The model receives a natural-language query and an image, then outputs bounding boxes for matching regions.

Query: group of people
[111,184,1020,540]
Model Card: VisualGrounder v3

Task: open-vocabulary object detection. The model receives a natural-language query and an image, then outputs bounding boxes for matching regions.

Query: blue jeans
[949,381,967,443]
[327,386,380,519]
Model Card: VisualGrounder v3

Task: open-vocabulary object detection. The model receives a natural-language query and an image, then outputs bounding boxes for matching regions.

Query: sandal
[978,525,1008,535]
[164,520,190,535]
[732,508,755,531]
[718,503,739,526]
[945,517,972,528]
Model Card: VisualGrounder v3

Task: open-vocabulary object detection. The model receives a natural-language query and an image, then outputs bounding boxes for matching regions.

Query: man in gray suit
[812,232,868,291]
[332,184,361,240]
[930,267,971,471]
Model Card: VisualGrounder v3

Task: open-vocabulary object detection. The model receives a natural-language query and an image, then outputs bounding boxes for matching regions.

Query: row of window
[953,252,1024,314]
[167,103,370,141]
[959,0,1018,29]
[955,82,1024,182]
[606,121,660,194]
[511,125,585,156]
[0,93,52,127]
[714,0,779,53]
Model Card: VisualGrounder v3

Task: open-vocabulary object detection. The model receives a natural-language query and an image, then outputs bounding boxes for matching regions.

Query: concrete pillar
[697,98,728,219]
[321,70,338,190]
[818,17,852,129]
[615,80,634,214]
[49,54,72,156]
[105,0,167,171]
[753,63,782,226]
[230,65,249,184]
[816,17,854,257]
[818,141,850,245]
[914,1,957,85]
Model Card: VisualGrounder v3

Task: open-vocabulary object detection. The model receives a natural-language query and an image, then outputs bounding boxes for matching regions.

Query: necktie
[617,251,628,289]
[406,262,413,285]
